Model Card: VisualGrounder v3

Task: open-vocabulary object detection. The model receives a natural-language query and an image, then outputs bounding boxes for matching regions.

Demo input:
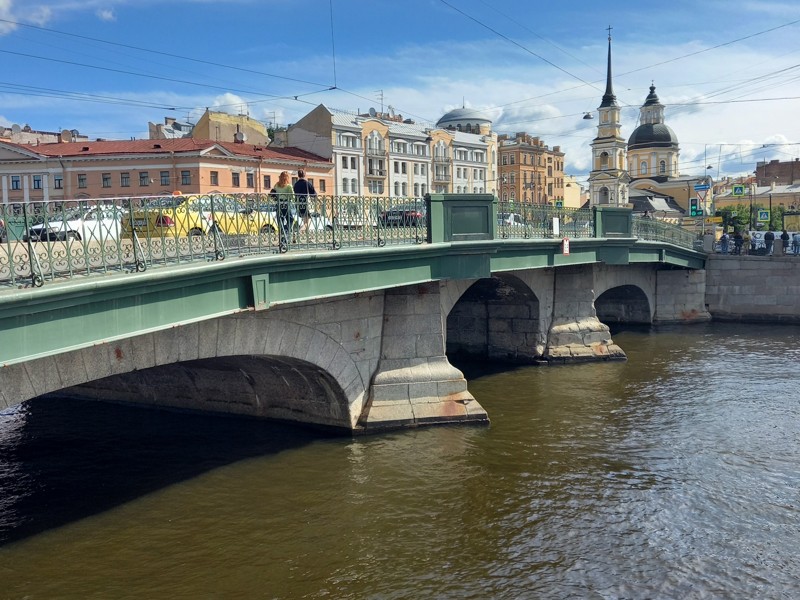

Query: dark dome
[628,123,678,148]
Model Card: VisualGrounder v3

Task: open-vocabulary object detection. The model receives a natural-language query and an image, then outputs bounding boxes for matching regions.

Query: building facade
[755,159,800,186]
[285,104,497,199]
[497,133,565,209]
[0,138,332,205]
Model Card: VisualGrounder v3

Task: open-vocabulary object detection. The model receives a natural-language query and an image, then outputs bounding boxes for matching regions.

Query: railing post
[426,193,496,243]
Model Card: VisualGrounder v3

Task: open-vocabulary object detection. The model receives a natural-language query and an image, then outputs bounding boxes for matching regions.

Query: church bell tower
[588,29,630,206]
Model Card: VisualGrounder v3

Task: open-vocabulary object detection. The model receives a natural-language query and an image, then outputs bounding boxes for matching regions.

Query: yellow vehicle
[121,194,278,238]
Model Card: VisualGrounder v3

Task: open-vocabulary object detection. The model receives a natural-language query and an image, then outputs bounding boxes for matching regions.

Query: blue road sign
[758,210,770,222]
[732,184,745,196]
[694,184,710,191]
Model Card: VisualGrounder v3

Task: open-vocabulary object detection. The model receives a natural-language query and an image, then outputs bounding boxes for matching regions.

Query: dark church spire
[600,27,617,108]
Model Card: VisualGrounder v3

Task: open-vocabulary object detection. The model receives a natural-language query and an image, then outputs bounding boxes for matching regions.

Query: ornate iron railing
[0,194,700,288]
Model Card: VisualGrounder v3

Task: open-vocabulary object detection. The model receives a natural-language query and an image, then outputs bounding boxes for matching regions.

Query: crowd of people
[717,229,800,255]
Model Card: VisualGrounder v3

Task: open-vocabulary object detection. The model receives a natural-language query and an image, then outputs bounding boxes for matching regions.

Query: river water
[1,322,799,599]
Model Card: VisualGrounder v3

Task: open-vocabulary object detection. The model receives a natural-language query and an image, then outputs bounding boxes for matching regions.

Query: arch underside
[446,274,541,363]
[54,355,352,430]
[595,285,652,324]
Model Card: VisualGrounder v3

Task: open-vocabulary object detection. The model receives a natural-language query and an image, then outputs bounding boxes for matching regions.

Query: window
[33,175,42,190]
[232,172,240,187]
[78,174,87,188]
[210,171,219,185]
[342,178,349,193]
[599,152,609,170]
[102,173,112,188]
[319,180,326,192]
[120,172,130,187]
[401,162,407,174]
[369,180,384,194]
[394,181,400,196]
[11,176,21,190]
[394,161,400,174]
[181,170,190,186]
[402,182,407,196]
[54,175,63,189]
[158,171,168,186]
[350,178,357,193]
[659,160,666,174]
[263,174,271,189]
[139,172,149,186]
[350,157,357,170]
[246,172,254,188]
[342,156,349,169]
[640,161,648,175]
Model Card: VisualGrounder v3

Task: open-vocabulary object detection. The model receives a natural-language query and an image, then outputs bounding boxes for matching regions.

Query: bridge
[0,193,707,432]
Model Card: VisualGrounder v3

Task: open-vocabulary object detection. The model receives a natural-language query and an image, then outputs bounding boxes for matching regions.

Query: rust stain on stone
[353,330,361,340]
[114,347,124,361]
[680,309,699,321]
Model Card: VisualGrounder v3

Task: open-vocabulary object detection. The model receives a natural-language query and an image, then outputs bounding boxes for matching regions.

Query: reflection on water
[1,322,799,598]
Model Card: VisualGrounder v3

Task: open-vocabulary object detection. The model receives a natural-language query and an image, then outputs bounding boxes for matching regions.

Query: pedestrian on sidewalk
[764,230,775,255]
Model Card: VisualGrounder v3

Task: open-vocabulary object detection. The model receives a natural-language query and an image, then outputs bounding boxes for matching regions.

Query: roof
[629,190,684,214]
[628,123,679,148]
[436,107,492,127]
[1,138,329,163]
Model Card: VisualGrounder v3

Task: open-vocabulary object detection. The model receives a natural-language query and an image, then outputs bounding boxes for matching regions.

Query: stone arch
[1,301,377,431]
[595,285,652,324]
[445,274,541,363]
[593,264,656,323]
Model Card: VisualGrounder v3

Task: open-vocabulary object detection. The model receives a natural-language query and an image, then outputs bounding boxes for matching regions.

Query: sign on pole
[562,237,570,255]
[732,184,745,196]
[694,184,710,191]
[757,210,770,222]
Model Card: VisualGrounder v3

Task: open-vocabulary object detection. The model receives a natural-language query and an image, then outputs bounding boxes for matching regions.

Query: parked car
[498,212,525,226]
[122,194,278,238]
[245,203,333,232]
[24,205,124,242]
[379,203,427,227]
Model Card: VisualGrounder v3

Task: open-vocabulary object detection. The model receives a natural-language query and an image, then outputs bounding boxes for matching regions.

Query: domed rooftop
[628,123,679,148]
[436,107,492,128]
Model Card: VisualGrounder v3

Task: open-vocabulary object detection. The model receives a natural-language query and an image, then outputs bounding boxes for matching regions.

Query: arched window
[659,160,666,174]
[599,187,610,205]
[600,152,609,169]
[640,161,648,175]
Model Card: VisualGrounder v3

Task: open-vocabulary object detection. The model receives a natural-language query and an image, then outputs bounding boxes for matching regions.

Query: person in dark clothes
[293,169,317,233]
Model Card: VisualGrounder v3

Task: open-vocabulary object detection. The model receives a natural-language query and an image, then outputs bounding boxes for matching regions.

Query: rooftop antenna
[375,90,384,114]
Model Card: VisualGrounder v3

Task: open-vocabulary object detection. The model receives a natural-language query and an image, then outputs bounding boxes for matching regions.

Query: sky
[1,0,800,186]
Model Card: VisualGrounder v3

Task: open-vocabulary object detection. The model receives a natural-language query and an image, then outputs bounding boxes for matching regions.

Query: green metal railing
[496,203,595,240]
[0,194,701,288]
[632,216,698,250]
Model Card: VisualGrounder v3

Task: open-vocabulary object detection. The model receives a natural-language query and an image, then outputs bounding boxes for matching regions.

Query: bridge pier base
[359,283,489,432]
[544,267,626,363]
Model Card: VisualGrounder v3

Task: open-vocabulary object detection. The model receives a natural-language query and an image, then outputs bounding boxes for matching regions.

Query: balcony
[366,147,386,157]
[366,169,387,178]
[433,170,450,183]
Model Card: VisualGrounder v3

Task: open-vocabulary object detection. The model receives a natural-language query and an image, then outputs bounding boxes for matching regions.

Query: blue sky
[2,0,800,184]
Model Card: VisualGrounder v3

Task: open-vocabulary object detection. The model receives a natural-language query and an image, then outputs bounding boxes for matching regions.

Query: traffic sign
[694,184,710,191]
[705,216,723,224]
[555,200,563,208]
[732,184,745,196]
[757,210,770,222]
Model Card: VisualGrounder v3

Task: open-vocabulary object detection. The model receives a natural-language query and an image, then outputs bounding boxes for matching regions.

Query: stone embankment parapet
[705,254,800,322]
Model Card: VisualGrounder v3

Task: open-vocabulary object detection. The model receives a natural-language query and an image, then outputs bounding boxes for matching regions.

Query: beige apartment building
[284,104,498,199]
[497,132,565,208]
[0,137,332,205]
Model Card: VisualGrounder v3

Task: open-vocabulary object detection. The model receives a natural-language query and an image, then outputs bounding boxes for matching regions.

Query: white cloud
[96,8,114,21]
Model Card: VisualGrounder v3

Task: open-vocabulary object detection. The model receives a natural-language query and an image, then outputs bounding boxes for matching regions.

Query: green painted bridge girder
[0,234,703,367]
[0,196,705,367]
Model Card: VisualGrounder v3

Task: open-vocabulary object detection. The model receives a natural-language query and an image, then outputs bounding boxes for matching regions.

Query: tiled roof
[2,138,330,163]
